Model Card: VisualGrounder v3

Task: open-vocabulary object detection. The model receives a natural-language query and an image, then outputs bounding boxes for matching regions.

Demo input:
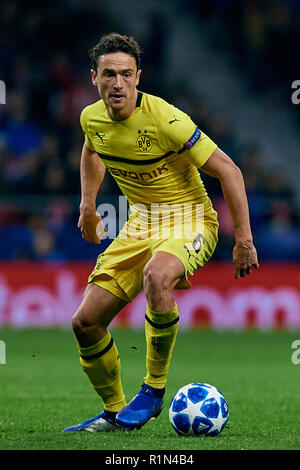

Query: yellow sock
[78,332,126,412]
[144,303,179,389]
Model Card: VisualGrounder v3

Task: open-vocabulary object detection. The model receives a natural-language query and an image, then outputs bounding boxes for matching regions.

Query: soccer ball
[169,382,229,436]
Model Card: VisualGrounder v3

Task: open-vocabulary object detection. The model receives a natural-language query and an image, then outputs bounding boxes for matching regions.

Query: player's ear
[135,69,142,86]
[91,69,98,86]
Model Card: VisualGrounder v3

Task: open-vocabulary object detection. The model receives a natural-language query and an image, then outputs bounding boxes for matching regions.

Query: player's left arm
[201,147,259,279]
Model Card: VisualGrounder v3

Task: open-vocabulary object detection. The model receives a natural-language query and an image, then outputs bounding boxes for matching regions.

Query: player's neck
[106,89,138,121]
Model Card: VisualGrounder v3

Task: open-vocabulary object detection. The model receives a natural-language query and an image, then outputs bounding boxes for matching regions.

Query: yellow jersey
[80,91,218,229]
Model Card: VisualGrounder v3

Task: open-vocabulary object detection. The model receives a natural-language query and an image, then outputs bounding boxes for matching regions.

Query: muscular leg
[72,283,128,412]
[115,251,184,428]
[142,251,184,389]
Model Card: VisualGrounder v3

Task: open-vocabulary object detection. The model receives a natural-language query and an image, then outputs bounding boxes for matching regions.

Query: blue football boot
[62,410,117,432]
[115,383,164,429]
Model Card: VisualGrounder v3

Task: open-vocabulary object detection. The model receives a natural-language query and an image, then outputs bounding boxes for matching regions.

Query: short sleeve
[80,107,96,151]
[154,99,217,168]
[185,130,217,168]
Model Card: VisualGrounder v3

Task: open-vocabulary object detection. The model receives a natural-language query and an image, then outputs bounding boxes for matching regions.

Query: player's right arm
[78,142,106,244]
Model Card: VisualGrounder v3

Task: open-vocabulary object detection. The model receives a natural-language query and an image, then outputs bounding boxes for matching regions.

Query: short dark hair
[89,32,142,71]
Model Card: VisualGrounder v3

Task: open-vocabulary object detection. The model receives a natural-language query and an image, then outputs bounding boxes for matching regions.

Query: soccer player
[63,33,258,432]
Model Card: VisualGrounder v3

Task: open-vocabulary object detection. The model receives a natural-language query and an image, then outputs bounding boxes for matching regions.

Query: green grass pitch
[0,328,300,450]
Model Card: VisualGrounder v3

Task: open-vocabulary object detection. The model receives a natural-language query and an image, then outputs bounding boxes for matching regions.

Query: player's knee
[143,262,170,293]
[71,309,98,341]
[72,312,89,336]
[72,303,109,345]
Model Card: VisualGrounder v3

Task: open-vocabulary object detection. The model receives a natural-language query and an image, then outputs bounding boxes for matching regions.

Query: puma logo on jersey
[108,163,169,180]
[96,132,105,144]
[169,118,180,125]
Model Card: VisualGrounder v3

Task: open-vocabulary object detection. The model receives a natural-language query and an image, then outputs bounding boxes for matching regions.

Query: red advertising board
[0,261,300,330]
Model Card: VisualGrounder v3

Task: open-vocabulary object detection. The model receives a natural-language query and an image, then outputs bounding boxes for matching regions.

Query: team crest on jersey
[137,130,152,152]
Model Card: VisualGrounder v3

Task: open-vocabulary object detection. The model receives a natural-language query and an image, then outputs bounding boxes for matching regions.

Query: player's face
[91,52,141,120]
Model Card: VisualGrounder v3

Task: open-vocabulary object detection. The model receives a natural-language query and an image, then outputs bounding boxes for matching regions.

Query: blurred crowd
[189,0,300,108]
[0,0,299,261]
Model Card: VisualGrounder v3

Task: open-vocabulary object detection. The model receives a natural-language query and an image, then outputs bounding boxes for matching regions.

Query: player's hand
[78,209,106,244]
[233,241,259,279]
